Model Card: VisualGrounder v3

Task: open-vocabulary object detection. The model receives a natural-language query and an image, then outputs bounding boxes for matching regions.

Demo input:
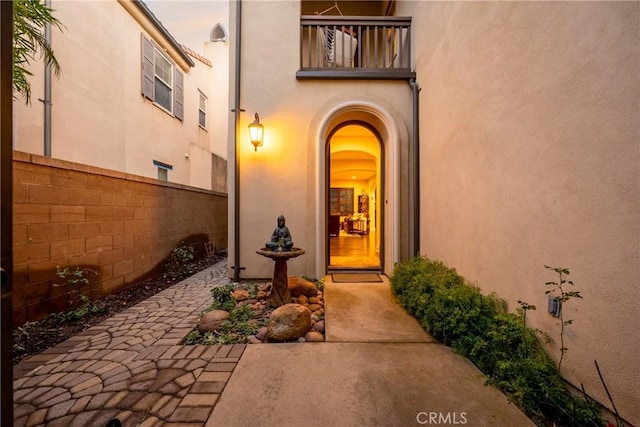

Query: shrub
[166,242,195,274]
[210,283,236,312]
[390,256,603,427]
[54,266,103,321]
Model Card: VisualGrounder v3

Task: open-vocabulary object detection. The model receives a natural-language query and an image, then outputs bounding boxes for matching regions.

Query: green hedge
[390,256,603,426]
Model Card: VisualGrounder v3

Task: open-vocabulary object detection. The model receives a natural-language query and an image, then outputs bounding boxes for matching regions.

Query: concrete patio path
[13,262,533,426]
[207,275,533,427]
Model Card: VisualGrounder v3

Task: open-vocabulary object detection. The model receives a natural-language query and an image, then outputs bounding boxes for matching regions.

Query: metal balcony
[297,15,415,80]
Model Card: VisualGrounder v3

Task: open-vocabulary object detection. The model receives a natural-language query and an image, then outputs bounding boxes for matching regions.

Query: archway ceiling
[330,125,379,182]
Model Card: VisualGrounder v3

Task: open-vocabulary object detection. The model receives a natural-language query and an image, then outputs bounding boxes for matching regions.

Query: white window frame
[153,48,173,113]
[198,91,207,129]
[141,34,184,121]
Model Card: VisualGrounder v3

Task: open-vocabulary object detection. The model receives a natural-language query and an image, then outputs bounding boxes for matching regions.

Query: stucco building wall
[228,1,413,280]
[12,0,225,191]
[397,1,639,422]
[12,151,227,325]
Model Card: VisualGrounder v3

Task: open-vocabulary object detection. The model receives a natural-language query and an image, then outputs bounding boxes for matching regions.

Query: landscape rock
[267,304,312,341]
[313,320,325,333]
[247,335,262,344]
[255,327,268,341]
[288,277,318,298]
[256,291,269,300]
[305,331,325,342]
[308,297,321,304]
[258,283,271,292]
[308,304,322,312]
[232,289,250,301]
[198,310,229,333]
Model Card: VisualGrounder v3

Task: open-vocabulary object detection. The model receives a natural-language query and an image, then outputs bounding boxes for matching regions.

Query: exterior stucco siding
[399,1,639,422]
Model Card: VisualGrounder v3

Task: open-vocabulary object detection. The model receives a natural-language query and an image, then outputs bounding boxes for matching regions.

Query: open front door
[326,123,383,271]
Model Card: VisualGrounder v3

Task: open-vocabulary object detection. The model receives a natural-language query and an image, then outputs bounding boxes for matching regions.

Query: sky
[144,0,230,53]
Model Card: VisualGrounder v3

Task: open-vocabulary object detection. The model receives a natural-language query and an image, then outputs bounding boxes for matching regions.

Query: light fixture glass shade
[248,113,264,151]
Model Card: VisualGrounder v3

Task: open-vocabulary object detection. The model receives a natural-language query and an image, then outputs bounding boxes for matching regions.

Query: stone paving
[13,260,241,427]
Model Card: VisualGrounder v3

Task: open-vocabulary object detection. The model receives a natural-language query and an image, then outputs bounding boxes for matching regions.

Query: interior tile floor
[329,231,379,268]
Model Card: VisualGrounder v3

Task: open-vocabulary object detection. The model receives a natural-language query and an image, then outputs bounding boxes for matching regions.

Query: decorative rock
[267,304,312,341]
[305,331,324,342]
[255,327,268,342]
[247,335,262,344]
[297,295,308,304]
[246,298,258,305]
[298,337,306,343]
[257,291,269,300]
[308,304,322,312]
[258,283,271,292]
[308,297,321,304]
[288,276,318,298]
[232,289,250,301]
[198,310,229,333]
[311,314,320,322]
[313,320,325,333]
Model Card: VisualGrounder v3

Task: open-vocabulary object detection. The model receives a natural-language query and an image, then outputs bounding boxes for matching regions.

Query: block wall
[12,151,228,324]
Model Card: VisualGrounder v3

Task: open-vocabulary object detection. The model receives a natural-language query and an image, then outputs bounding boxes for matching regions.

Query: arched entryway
[326,122,383,270]
[313,100,404,277]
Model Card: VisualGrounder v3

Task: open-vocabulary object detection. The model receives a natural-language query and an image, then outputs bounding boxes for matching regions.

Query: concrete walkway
[13,263,533,426]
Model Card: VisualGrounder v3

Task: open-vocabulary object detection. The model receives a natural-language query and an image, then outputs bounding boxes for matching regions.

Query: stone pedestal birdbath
[256,247,305,307]
[258,215,305,307]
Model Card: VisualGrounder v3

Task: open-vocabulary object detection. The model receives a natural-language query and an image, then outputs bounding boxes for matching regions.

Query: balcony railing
[297,15,415,80]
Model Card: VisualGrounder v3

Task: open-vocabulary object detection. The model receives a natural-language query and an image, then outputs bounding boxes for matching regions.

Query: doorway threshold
[327,266,382,275]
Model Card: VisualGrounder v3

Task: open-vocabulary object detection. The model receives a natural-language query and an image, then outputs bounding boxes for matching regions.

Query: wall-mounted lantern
[248,113,264,151]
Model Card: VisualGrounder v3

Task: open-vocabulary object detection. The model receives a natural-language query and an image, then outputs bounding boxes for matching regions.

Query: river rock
[232,289,250,301]
[247,335,262,344]
[255,327,268,341]
[305,331,325,342]
[256,291,269,300]
[308,303,322,312]
[198,310,229,333]
[267,304,312,341]
[288,277,318,298]
[313,320,325,333]
[258,283,271,292]
[308,296,321,304]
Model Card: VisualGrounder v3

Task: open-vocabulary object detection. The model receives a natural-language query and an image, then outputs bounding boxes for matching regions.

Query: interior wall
[398,1,639,422]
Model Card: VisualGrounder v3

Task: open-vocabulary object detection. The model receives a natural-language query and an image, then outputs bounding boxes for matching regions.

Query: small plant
[183,329,201,345]
[544,265,582,372]
[54,266,102,321]
[239,282,259,299]
[517,300,536,331]
[210,283,236,311]
[165,242,195,274]
[12,321,36,353]
[303,275,324,292]
[228,303,255,323]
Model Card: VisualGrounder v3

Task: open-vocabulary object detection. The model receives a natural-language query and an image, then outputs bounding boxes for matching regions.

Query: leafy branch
[13,0,64,103]
[544,265,582,372]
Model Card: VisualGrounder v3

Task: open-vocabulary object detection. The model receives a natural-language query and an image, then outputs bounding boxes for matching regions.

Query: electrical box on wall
[548,295,561,318]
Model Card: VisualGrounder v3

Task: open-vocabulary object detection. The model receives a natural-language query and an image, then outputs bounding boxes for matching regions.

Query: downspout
[43,0,51,156]
[409,78,421,257]
[232,0,243,281]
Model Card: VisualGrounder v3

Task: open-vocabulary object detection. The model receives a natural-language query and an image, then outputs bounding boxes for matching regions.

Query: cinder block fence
[12,151,228,325]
